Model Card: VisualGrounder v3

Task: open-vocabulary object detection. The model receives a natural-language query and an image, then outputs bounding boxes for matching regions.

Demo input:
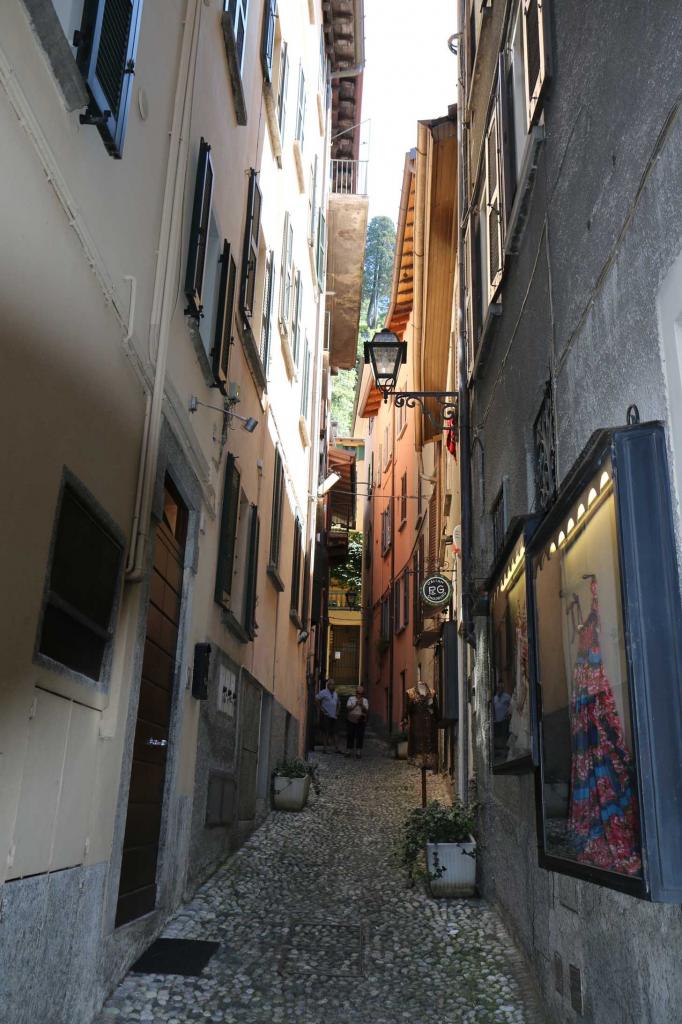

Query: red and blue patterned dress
[568,578,641,875]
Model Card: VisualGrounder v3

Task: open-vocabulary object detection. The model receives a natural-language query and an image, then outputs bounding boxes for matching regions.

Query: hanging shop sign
[421,574,452,608]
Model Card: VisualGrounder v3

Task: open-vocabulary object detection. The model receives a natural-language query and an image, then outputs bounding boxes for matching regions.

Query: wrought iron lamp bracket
[382,389,459,431]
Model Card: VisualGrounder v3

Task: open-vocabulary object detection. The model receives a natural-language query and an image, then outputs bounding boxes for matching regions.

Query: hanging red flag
[445,415,457,460]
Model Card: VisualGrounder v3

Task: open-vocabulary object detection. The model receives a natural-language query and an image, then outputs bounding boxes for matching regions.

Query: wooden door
[237,674,261,821]
[116,480,187,927]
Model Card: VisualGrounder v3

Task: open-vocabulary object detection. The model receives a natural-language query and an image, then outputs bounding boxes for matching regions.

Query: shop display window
[528,423,682,901]
[488,518,538,774]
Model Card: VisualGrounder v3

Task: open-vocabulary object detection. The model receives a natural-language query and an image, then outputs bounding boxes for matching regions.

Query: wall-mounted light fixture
[364,328,458,431]
[189,394,258,433]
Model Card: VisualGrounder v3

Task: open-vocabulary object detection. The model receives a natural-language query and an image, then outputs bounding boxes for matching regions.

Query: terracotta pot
[395,740,408,760]
[272,774,310,811]
[426,838,476,896]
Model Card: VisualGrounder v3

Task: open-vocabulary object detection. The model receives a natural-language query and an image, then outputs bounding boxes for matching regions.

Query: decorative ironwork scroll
[534,381,557,511]
[391,391,459,432]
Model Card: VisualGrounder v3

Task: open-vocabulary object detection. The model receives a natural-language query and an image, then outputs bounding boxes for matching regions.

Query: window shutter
[240,170,262,319]
[309,156,319,245]
[260,0,277,84]
[300,340,311,417]
[277,43,289,137]
[244,505,260,638]
[428,492,437,570]
[498,52,517,229]
[403,570,410,627]
[485,103,504,302]
[523,0,550,131]
[292,271,302,364]
[280,213,293,326]
[261,249,275,371]
[80,0,143,157]
[316,210,327,286]
[213,241,237,388]
[215,455,240,608]
[185,139,214,318]
[268,449,284,569]
[295,65,306,146]
[290,516,302,615]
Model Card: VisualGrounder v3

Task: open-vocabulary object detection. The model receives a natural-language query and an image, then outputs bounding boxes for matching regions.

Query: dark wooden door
[116,480,187,927]
[237,675,261,821]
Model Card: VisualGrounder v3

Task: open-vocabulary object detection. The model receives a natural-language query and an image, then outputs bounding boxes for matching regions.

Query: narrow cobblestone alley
[97,739,544,1024]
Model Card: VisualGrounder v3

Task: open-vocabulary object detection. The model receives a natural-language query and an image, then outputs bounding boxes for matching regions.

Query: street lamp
[364,330,458,430]
[363,329,406,394]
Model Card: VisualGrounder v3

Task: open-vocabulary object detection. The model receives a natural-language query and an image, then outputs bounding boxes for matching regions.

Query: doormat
[130,938,220,977]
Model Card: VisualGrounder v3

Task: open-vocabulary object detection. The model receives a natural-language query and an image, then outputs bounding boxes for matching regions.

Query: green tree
[330,216,396,435]
[363,216,396,329]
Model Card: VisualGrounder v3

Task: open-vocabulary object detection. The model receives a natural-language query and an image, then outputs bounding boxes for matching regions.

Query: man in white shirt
[315,678,341,752]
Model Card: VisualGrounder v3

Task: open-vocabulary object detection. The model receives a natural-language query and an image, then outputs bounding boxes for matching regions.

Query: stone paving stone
[96,738,545,1024]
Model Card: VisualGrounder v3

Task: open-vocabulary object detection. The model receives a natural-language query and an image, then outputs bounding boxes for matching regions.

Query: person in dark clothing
[345,686,369,758]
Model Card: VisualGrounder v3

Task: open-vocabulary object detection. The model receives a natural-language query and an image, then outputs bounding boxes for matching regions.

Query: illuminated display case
[528,423,682,900]
[487,517,539,774]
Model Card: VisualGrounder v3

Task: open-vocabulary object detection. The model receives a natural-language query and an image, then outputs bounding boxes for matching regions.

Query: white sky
[360,0,458,222]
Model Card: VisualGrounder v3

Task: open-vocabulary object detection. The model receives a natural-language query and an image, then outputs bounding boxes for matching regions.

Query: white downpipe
[125,0,202,581]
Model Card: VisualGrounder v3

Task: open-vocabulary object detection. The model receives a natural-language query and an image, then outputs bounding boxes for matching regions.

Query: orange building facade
[355,112,462,764]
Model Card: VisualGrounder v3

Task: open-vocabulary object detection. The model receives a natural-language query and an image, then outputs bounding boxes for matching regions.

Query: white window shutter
[522,0,550,131]
[485,104,504,303]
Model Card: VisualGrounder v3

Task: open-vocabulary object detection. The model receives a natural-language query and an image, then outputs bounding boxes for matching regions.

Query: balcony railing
[330,159,368,197]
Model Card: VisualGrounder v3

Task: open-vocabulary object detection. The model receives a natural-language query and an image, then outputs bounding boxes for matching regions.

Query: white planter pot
[395,740,408,760]
[272,774,310,811]
[426,838,477,897]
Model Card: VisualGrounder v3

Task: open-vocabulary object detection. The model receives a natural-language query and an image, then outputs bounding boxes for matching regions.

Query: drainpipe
[125,0,202,580]
[388,402,396,733]
[455,0,473,648]
[413,122,428,453]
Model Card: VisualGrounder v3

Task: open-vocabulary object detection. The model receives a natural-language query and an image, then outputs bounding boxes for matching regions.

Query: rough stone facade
[465,2,682,1021]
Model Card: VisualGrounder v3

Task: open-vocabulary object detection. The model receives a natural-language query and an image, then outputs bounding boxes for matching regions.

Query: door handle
[146,738,168,748]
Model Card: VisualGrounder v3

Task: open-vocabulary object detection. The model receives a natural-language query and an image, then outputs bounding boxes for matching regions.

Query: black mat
[130,938,220,977]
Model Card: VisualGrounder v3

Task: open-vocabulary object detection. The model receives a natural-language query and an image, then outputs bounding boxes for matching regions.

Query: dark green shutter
[240,170,262,319]
[80,0,143,157]
[185,139,214,318]
[268,450,284,569]
[215,455,240,608]
[260,0,277,83]
[244,506,260,638]
[213,241,237,388]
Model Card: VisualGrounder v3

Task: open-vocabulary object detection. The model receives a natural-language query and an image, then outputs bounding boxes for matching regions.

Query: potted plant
[389,730,409,760]
[402,800,478,897]
[272,758,320,812]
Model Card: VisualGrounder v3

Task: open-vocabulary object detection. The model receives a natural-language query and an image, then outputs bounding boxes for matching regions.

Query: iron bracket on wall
[384,390,459,432]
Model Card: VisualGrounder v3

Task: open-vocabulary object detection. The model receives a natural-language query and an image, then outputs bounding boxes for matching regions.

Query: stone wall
[469,2,682,1021]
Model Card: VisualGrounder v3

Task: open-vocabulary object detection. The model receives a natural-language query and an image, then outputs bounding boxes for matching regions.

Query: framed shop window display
[487,517,539,774]
[528,422,682,901]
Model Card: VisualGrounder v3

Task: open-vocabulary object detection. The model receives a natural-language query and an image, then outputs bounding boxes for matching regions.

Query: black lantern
[345,588,358,609]
[364,329,406,395]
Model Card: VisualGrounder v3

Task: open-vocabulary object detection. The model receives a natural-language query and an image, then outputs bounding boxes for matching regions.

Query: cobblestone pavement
[97,738,544,1024]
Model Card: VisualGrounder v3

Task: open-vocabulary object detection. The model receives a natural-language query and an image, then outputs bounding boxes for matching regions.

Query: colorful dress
[567,578,641,875]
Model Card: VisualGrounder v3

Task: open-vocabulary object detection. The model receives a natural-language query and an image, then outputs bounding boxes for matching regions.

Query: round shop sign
[421,574,453,608]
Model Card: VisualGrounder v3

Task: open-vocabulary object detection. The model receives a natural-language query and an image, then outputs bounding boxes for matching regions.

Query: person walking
[315,678,341,753]
[345,686,369,758]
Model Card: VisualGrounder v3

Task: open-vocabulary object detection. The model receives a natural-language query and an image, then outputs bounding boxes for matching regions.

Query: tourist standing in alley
[345,686,369,758]
[315,678,341,753]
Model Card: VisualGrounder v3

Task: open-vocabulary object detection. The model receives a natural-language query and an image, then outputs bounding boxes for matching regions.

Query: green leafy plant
[330,530,362,591]
[273,758,321,795]
[389,730,408,746]
[402,800,477,881]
